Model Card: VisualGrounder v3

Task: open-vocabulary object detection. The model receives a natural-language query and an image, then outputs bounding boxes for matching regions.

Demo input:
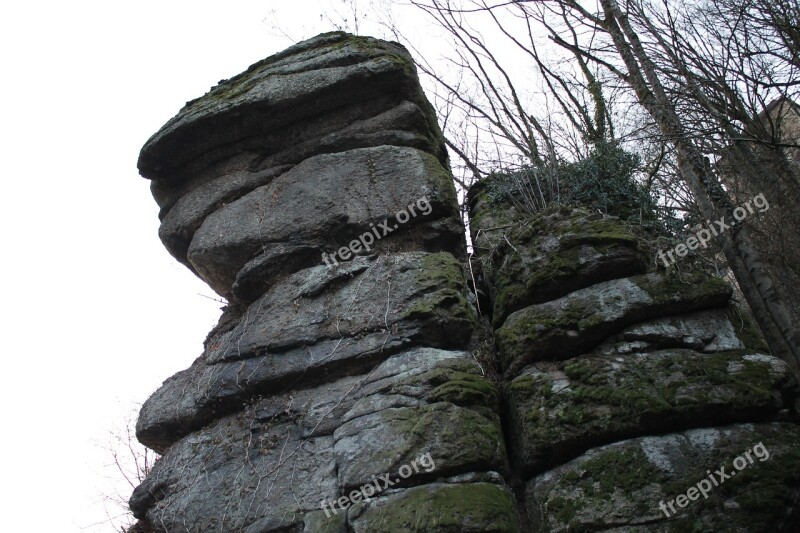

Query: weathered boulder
[526,423,800,532]
[149,98,443,216]
[465,171,800,530]
[506,347,796,475]
[138,32,460,301]
[131,347,512,531]
[130,401,339,531]
[186,145,461,298]
[469,204,648,326]
[330,352,506,495]
[136,252,478,452]
[139,32,445,184]
[496,272,732,375]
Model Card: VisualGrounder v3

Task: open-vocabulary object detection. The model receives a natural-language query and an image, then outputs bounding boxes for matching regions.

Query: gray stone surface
[348,481,520,532]
[526,423,800,532]
[147,99,442,214]
[611,308,746,353]
[131,347,509,532]
[231,242,320,302]
[136,252,477,452]
[157,164,292,266]
[130,403,338,532]
[496,272,732,376]
[138,32,459,303]
[187,145,461,296]
[469,206,648,326]
[139,33,445,183]
[506,348,795,474]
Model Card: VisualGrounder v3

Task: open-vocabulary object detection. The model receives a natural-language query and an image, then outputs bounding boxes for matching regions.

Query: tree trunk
[595,0,800,376]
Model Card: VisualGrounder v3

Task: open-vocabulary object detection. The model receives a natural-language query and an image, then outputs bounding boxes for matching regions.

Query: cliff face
[130,32,800,532]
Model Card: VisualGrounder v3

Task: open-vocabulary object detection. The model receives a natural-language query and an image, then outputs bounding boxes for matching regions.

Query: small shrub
[485,141,658,223]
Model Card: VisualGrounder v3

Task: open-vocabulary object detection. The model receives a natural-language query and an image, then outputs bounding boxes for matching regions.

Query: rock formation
[130,32,800,532]
[468,183,800,531]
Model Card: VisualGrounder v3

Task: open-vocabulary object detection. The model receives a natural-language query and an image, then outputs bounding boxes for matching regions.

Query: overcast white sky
[0,1,442,530]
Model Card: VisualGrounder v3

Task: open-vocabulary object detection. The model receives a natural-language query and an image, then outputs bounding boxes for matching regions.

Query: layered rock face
[468,181,800,531]
[130,33,517,532]
[131,32,800,532]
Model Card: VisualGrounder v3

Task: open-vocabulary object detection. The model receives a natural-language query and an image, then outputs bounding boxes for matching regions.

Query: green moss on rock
[424,365,499,407]
[302,509,347,533]
[499,212,646,324]
[350,482,519,532]
[633,272,731,306]
[497,271,733,373]
[335,402,506,490]
[582,447,664,494]
[404,253,476,327]
[528,423,800,533]
[506,350,793,473]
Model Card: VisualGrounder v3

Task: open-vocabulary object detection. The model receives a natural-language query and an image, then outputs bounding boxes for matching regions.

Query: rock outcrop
[130,32,800,532]
[468,182,800,531]
[130,32,517,533]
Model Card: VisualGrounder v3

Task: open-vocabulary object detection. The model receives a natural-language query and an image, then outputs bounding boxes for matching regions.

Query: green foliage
[485,141,658,223]
[558,141,654,220]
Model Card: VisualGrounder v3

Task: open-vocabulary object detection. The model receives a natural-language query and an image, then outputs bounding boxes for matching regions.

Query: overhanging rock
[130,32,800,533]
[130,32,517,533]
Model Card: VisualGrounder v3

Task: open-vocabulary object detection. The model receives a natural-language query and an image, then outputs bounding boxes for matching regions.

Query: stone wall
[130,32,800,532]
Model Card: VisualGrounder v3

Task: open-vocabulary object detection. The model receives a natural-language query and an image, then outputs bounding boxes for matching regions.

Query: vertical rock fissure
[130,31,799,533]
[468,179,800,531]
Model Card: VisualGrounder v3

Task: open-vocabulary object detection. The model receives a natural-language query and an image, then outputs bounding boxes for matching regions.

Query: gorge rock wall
[130,32,800,532]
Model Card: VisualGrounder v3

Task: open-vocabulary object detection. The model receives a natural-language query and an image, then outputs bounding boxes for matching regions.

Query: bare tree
[626,0,800,366]
[370,0,682,226]
[378,1,618,176]
[99,410,159,532]
[548,0,800,374]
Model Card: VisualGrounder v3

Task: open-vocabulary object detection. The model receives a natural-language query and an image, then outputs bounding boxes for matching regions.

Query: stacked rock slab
[130,33,518,532]
[468,178,800,531]
[132,32,800,532]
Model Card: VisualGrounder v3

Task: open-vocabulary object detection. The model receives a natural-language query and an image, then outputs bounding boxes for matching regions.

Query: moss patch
[484,209,647,325]
[404,253,474,324]
[343,403,506,483]
[633,272,732,307]
[351,483,519,532]
[534,425,800,532]
[424,364,499,408]
[534,446,665,530]
[506,350,792,473]
[497,271,733,372]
